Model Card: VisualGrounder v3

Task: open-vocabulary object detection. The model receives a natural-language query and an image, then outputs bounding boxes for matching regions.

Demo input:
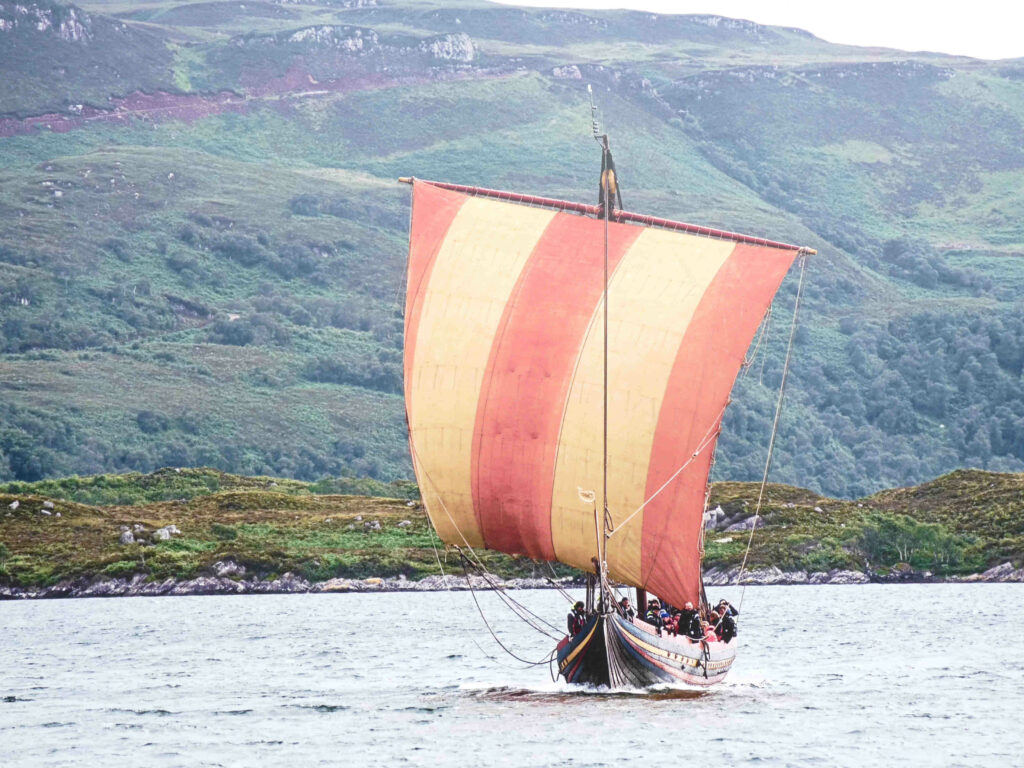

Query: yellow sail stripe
[408,196,556,547]
[549,229,735,585]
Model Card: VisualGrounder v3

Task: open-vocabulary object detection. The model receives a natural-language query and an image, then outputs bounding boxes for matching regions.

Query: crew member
[568,601,587,637]
[676,601,702,640]
[716,599,738,643]
[645,599,665,635]
[619,597,636,622]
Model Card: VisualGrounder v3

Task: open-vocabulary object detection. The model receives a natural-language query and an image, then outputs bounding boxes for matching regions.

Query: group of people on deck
[566,595,738,643]
[618,596,738,643]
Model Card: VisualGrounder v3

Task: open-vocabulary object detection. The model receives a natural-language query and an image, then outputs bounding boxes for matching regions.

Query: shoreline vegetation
[2,467,1022,600]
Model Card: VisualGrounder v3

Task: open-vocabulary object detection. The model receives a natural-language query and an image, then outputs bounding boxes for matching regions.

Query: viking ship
[400,127,812,688]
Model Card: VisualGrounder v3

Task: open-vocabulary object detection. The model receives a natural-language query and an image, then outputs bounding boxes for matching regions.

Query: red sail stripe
[471,214,642,560]
[640,243,799,607]
[403,182,469,414]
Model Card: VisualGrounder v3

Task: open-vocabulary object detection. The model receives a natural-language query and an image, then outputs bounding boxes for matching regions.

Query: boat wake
[458,681,710,701]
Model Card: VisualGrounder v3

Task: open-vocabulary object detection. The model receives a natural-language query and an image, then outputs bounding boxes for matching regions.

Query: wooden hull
[556,614,736,688]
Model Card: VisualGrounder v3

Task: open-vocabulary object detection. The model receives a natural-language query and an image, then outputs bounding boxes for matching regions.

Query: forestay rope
[735,251,809,610]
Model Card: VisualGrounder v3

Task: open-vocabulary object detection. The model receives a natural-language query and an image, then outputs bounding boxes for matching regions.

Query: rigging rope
[427,523,452,590]
[460,555,564,665]
[735,252,808,611]
[606,400,730,538]
[545,562,578,604]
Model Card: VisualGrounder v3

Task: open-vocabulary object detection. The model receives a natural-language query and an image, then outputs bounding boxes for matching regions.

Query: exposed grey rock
[285,24,379,52]
[827,569,870,584]
[724,515,764,532]
[119,530,135,545]
[212,560,246,578]
[739,566,784,585]
[152,525,181,541]
[813,506,824,513]
[363,520,381,531]
[42,500,54,510]
[419,32,475,62]
[411,574,452,591]
[703,505,725,529]
[7,500,18,511]
[552,65,583,80]
[169,577,244,596]
[962,562,1019,582]
[397,520,412,528]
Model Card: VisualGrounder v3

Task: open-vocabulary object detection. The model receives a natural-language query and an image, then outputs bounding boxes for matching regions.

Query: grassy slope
[0,145,410,480]
[0,467,1017,588]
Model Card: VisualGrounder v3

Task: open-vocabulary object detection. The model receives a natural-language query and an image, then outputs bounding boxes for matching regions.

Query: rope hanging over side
[736,251,808,609]
[460,554,562,666]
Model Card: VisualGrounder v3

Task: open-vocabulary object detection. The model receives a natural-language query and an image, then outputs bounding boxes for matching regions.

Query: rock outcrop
[0,1,93,43]
[419,32,475,63]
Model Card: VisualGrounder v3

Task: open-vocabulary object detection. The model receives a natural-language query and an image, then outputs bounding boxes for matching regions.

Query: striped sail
[404,179,798,609]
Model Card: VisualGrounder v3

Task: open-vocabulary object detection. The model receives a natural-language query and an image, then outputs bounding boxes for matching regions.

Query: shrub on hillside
[209,234,269,268]
[136,411,169,434]
[205,313,290,346]
[303,352,401,394]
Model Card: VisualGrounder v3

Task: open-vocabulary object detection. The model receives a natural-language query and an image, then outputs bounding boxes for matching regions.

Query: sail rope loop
[545,562,578,605]
[460,554,560,668]
[458,551,564,639]
[757,305,774,385]
[427,524,453,591]
[459,553,564,659]
[735,252,808,609]
[742,305,773,374]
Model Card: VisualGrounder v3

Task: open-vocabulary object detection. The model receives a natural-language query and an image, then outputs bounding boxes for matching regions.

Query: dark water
[2,585,1022,767]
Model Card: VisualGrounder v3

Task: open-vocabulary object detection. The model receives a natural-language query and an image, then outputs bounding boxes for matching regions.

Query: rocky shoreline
[2,561,1021,600]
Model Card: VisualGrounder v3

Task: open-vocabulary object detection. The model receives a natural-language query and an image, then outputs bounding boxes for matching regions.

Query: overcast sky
[492,0,1024,60]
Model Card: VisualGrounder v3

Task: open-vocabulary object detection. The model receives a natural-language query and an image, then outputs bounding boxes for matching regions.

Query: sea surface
[2,584,1022,767]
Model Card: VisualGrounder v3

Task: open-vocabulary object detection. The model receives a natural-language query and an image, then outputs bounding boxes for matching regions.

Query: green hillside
[3,0,1024,497]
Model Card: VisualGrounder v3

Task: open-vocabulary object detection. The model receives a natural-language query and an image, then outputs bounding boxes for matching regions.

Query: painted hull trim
[556,614,736,688]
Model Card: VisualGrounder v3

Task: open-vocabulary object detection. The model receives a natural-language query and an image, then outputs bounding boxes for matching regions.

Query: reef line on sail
[402,178,807,610]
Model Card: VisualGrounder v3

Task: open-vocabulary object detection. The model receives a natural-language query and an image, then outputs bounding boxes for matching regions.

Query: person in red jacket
[567,601,587,637]
[704,611,721,642]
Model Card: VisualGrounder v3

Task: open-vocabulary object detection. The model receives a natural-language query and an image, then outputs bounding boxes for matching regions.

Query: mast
[599,137,611,612]
[590,85,620,612]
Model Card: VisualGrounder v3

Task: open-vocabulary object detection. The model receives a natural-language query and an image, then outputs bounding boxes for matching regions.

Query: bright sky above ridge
[492,0,1024,60]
